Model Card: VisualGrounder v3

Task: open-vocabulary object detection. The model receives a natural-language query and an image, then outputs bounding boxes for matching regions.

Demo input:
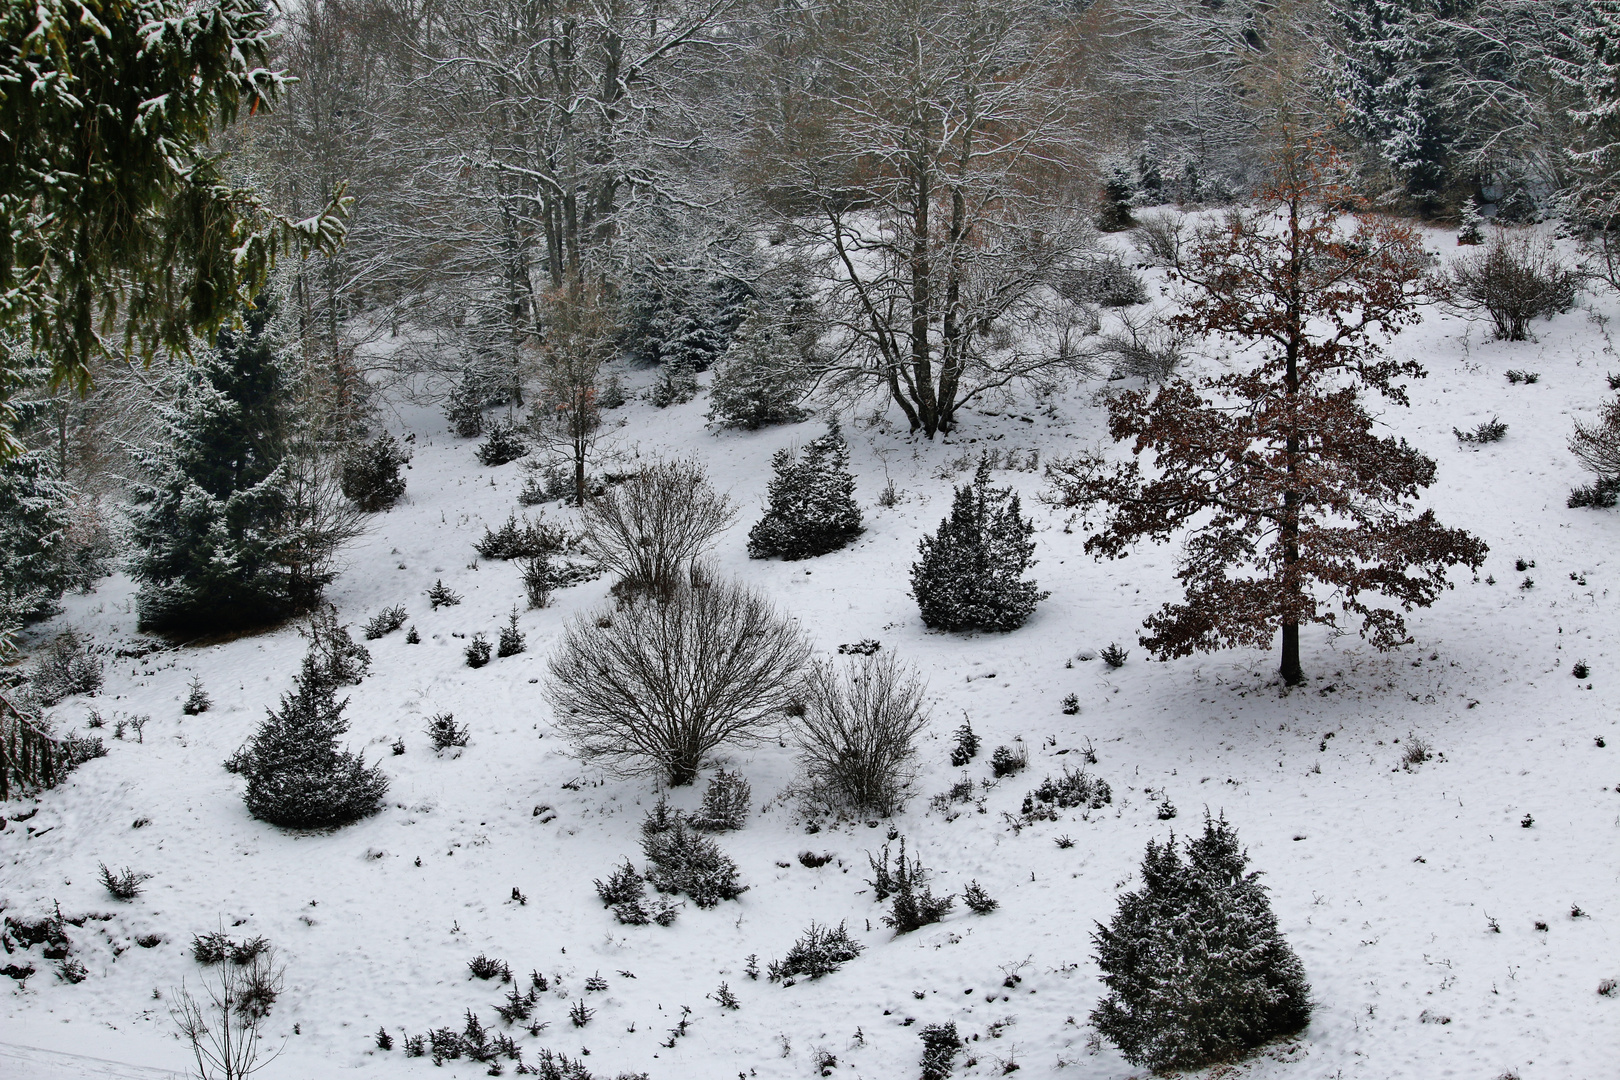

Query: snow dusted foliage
[706,308,810,431]
[1569,392,1620,507]
[1440,230,1578,341]
[792,651,930,817]
[1091,814,1311,1071]
[910,459,1043,633]
[546,576,810,785]
[239,649,388,830]
[747,422,862,561]
[127,300,306,634]
[0,449,72,628]
[340,432,408,511]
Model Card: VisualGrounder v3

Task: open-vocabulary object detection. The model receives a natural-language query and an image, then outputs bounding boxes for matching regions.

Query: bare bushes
[547,576,809,785]
[171,940,285,1080]
[579,459,734,597]
[1441,232,1577,341]
[1569,395,1620,508]
[793,652,930,817]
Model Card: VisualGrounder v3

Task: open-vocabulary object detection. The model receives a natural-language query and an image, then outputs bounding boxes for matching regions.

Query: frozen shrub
[28,630,103,706]
[691,769,751,832]
[1569,394,1620,508]
[792,652,930,817]
[475,512,563,560]
[1131,210,1187,266]
[240,649,388,830]
[1454,417,1507,445]
[427,579,462,609]
[963,880,998,915]
[427,713,468,752]
[362,605,408,640]
[468,954,511,981]
[1100,642,1128,668]
[475,418,530,466]
[1058,254,1148,307]
[302,607,371,686]
[1573,660,1590,680]
[949,718,979,767]
[990,742,1027,778]
[1505,369,1539,384]
[497,609,526,658]
[578,459,734,597]
[767,921,863,982]
[648,359,699,408]
[464,633,492,668]
[1095,310,1187,383]
[521,553,556,609]
[911,460,1044,632]
[747,423,862,560]
[98,863,150,900]
[341,433,409,512]
[547,577,809,785]
[191,931,232,965]
[1097,161,1136,232]
[1024,765,1112,811]
[599,373,628,410]
[594,860,646,907]
[1091,814,1311,1071]
[183,675,212,715]
[642,811,746,908]
[877,838,954,934]
[405,625,419,644]
[1400,736,1433,769]
[706,310,810,430]
[230,935,271,965]
[919,1022,960,1080]
[1441,231,1577,341]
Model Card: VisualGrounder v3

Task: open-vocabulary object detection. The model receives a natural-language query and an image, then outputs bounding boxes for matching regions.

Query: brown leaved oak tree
[1047,145,1486,685]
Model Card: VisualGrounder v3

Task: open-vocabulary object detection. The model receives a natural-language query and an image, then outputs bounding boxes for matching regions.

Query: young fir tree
[1047,145,1486,684]
[340,432,408,511]
[241,650,388,829]
[910,459,1043,632]
[747,422,862,560]
[1091,815,1311,1071]
[128,299,312,634]
[0,449,72,630]
[706,308,809,431]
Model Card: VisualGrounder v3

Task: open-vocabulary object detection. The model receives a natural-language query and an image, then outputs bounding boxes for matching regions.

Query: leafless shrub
[1130,211,1187,267]
[170,943,284,1079]
[793,652,931,817]
[579,459,735,597]
[1571,396,1620,479]
[1440,231,1577,341]
[547,576,810,785]
[1095,310,1187,383]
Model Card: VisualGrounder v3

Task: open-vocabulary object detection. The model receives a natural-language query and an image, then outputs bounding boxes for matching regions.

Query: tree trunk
[1281,622,1303,685]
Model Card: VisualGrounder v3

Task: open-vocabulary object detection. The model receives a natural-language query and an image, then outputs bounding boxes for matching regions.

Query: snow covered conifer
[748,422,862,560]
[910,459,1043,632]
[706,308,809,431]
[1091,814,1311,1071]
[340,432,408,511]
[128,299,308,634]
[241,650,388,829]
[0,449,72,630]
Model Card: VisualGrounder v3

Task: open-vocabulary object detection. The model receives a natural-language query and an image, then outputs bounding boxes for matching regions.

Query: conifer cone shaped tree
[128,299,306,633]
[1091,814,1311,1071]
[748,422,863,560]
[910,459,1043,631]
[241,650,388,829]
[707,307,810,431]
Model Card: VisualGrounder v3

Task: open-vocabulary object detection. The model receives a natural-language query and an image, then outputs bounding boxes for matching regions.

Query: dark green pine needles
[241,652,388,830]
[910,459,1043,631]
[1090,814,1311,1071]
[747,422,862,560]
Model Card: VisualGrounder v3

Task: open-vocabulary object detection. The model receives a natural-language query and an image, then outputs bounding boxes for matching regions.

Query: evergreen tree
[1091,815,1311,1071]
[0,449,72,629]
[910,460,1043,632]
[1334,0,1453,210]
[707,308,810,431]
[1563,1,1620,259]
[748,423,862,560]
[128,299,317,633]
[241,650,388,829]
[340,432,408,512]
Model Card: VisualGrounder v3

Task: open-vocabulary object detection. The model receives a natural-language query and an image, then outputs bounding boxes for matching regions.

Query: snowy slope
[3,226,1618,1080]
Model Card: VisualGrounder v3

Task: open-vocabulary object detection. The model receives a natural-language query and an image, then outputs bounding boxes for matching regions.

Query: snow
[4,226,1619,1080]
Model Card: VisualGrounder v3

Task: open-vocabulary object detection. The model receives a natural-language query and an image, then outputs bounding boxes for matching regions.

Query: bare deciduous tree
[793,651,930,817]
[170,946,285,1080]
[579,459,735,595]
[531,284,615,506]
[547,576,810,785]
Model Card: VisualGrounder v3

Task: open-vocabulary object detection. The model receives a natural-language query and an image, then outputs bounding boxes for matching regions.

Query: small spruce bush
[98,863,150,900]
[475,512,562,560]
[427,713,469,752]
[648,360,699,408]
[464,633,492,668]
[497,608,526,657]
[919,1022,961,1080]
[1454,417,1507,445]
[706,308,809,430]
[767,921,863,982]
[362,605,409,640]
[642,803,747,908]
[428,580,462,609]
[869,837,954,933]
[1024,765,1112,811]
[183,675,212,715]
[341,433,409,511]
[520,552,556,609]
[949,718,979,766]
[990,742,1027,778]
[911,460,1044,632]
[475,418,530,466]
[303,607,372,685]
[28,630,103,706]
[963,880,998,915]
[691,769,751,832]
[1091,814,1311,1071]
[747,422,863,560]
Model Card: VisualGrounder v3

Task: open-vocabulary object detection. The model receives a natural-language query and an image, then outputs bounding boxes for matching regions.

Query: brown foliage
[1046,144,1486,684]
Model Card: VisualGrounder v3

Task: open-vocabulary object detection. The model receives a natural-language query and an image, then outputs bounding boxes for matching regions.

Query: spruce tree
[747,422,862,560]
[1091,815,1311,1071]
[241,650,388,829]
[910,459,1042,632]
[707,308,809,431]
[0,449,71,629]
[129,299,310,634]
[340,432,408,511]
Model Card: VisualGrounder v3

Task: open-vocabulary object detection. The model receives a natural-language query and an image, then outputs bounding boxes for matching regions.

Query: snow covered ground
[3,226,1618,1080]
